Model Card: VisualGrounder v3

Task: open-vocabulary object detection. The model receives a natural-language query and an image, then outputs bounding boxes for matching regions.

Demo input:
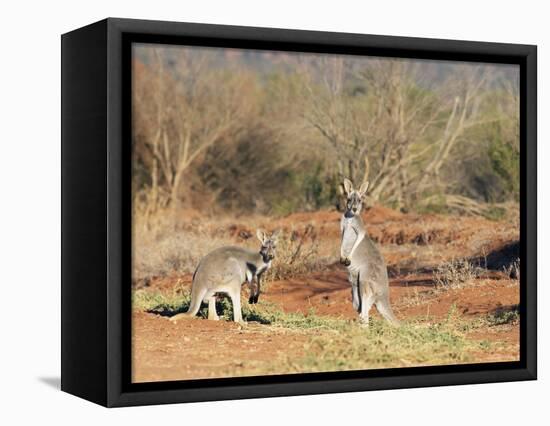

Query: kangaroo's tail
[376,297,400,326]
[170,283,206,322]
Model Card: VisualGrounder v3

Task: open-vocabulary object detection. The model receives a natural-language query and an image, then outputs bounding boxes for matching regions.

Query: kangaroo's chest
[347,261,364,274]
[245,261,271,282]
[341,218,363,254]
[342,224,357,252]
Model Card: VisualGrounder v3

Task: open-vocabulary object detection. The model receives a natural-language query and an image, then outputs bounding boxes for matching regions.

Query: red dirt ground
[132,207,520,382]
[133,269,519,382]
[132,311,309,382]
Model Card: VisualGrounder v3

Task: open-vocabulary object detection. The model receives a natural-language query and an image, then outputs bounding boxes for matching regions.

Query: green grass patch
[286,316,489,372]
[133,289,347,326]
[133,289,236,320]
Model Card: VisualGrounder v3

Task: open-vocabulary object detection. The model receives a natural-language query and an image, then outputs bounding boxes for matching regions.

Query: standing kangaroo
[170,230,277,324]
[340,179,399,326]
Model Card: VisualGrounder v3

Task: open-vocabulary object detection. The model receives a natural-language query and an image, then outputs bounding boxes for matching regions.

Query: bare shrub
[434,259,480,289]
[265,224,330,282]
[133,47,259,214]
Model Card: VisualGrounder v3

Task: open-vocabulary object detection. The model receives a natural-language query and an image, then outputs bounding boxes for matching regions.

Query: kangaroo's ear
[256,229,266,244]
[343,178,354,196]
[358,181,370,197]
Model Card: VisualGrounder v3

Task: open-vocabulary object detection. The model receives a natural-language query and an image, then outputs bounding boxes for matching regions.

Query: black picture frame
[61,17,537,407]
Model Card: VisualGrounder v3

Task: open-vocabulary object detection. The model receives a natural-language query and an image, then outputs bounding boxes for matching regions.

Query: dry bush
[133,221,332,286]
[132,45,520,218]
[133,47,261,214]
[434,259,480,289]
[265,224,331,282]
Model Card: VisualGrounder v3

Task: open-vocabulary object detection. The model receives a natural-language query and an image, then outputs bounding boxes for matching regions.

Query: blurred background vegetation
[132,44,519,220]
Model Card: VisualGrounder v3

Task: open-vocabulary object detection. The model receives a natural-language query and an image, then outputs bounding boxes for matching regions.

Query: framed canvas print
[61,18,537,407]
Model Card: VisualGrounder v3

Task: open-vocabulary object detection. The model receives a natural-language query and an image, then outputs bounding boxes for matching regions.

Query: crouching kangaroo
[170,229,277,324]
[340,178,399,326]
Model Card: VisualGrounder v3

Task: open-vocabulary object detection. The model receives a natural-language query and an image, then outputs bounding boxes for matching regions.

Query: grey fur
[340,179,399,326]
[170,230,277,324]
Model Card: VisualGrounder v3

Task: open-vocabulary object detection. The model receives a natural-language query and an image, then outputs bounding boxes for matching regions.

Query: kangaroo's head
[342,178,369,218]
[256,229,278,263]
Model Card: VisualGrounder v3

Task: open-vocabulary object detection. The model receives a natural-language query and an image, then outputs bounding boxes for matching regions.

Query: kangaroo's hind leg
[206,295,220,321]
[376,295,400,326]
[349,270,360,312]
[228,285,245,324]
[359,281,376,326]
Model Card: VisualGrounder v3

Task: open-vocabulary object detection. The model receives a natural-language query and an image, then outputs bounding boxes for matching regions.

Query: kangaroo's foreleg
[248,279,260,305]
[340,235,347,264]
[248,275,261,304]
[340,221,351,265]
[347,229,365,261]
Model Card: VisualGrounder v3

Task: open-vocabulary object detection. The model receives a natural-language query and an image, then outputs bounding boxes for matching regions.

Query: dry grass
[133,229,236,282]
[434,258,481,289]
[264,224,331,282]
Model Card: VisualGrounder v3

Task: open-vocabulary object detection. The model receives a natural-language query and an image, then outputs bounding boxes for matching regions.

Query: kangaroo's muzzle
[340,256,351,266]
